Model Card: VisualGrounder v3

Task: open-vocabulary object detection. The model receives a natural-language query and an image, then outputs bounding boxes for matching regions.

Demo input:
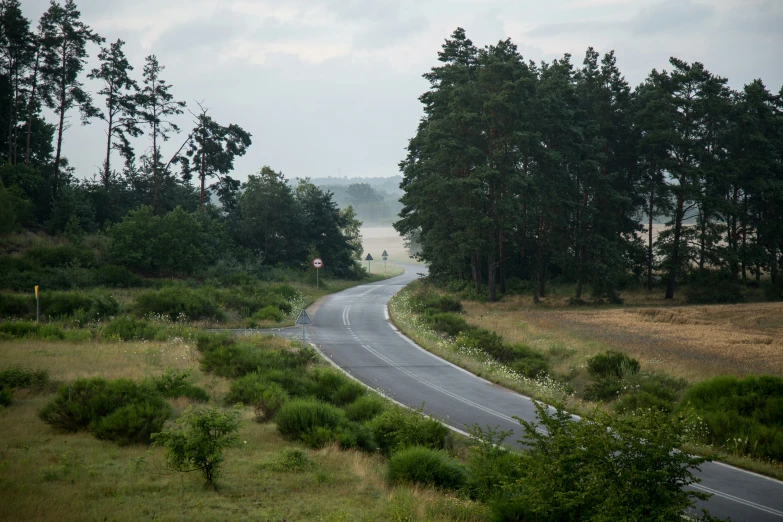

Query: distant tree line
[316,181,403,226]
[0,0,363,278]
[395,28,783,302]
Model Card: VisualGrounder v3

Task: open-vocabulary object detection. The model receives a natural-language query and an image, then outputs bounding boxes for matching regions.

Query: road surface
[287,264,783,521]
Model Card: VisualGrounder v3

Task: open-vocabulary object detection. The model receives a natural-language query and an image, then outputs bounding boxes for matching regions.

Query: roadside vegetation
[390,282,783,479]
[1,326,722,520]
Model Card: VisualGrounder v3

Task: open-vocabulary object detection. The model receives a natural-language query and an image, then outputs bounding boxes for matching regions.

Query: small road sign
[382,250,388,259]
[312,258,323,269]
[365,253,373,261]
[295,310,312,325]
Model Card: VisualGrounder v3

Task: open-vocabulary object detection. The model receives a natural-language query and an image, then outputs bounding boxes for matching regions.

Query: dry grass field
[0,336,486,522]
[360,227,419,266]
[462,297,783,382]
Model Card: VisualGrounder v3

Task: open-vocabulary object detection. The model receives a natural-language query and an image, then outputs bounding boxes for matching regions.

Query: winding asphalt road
[291,264,783,521]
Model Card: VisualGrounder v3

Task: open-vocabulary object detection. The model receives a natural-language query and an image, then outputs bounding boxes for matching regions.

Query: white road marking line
[343,305,351,326]
[360,343,545,434]
[356,286,379,297]
[692,484,783,517]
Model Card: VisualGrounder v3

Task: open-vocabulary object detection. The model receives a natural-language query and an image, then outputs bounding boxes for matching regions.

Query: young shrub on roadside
[344,395,388,422]
[274,399,346,447]
[370,407,449,457]
[152,406,241,488]
[254,382,289,423]
[387,446,467,491]
[253,305,284,322]
[150,369,209,402]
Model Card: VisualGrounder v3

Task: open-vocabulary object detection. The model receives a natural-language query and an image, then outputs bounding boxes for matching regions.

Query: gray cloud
[631,0,714,35]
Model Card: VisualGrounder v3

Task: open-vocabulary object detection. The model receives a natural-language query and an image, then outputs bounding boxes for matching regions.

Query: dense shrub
[508,344,549,378]
[0,366,50,390]
[260,448,316,472]
[94,265,143,288]
[426,312,469,336]
[216,287,294,316]
[23,244,97,268]
[91,402,170,445]
[38,377,171,444]
[308,367,366,406]
[0,321,67,340]
[39,290,120,321]
[0,387,11,406]
[254,382,289,422]
[102,316,165,341]
[370,408,449,457]
[150,369,209,402]
[332,421,377,452]
[455,328,505,359]
[465,425,522,502]
[0,293,34,318]
[226,373,269,404]
[344,395,387,422]
[253,305,284,322]
[587,350,640,379]
[135,286,224,321]
[387,446,466,490]
[681,375,783,460]
[275,399,347,445]
[197,332,312,379]
[413,290,463,315]
[686,281,745,304]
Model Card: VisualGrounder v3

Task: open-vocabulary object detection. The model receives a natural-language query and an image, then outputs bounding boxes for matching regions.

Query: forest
[0,0,364,280]
[395,28,783,303]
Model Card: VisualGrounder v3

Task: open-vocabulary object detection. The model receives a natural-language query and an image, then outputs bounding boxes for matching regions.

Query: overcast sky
[23,0,783,183]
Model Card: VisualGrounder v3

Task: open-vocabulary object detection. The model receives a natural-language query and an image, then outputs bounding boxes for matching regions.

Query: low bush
[370,407,450,457]
[23,244,97,268]
[680,375,783,460]
[275,399,347,445]
[508,344,549,378]
[332,421,377,452]
[91,401,171,445]
[387,446,466,490]
[102,316,165,341]
[308,367,366,406]
[135,286,224,321]
[197,332,311,379]
[587,350,640,379]
[344,395,388,422]
[260,448,317,473]
[39,290,120,322]
[0,293,34,318]
[455,328,506,359]
[426,312,469,337]
[254,382,289,422]
[38,377,171,444]
[253,305,284,322]
[150,369,209,402]
[226,373,268,405]
[0,387,11,406]
[94,265,143,288]
[465,425,521,502]
[0,366,50,390]
[0,321,68,340]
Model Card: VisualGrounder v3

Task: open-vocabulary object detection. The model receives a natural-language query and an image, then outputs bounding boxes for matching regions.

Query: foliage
[494,402,712,521]
[152,406,241,487]
[369,407,450,457]
[0,387,11,407]
[253,382,289,423]
[260,448,317,473]
[150,369,209,402]
[344,395,388,422]
[274,399,347,447]
[587,350,640,379]
[0,366,50,390]
[426,312,468,337]
[681,376,783,460]
[387,446,467,490]
[38,289,120,322]
[38,377,171,444]
[464,425,521,502]
[102,315,165,341]
[0,321,71,340]
[134,285,224,321]
[253,305,283,322]
[307,367,367,406]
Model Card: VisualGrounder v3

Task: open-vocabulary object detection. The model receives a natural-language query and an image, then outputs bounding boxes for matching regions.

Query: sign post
[295,309,312,344]
[365,253,373,274]
[382,250,388,273]
[312,258,324,288]
[34,285,39,322]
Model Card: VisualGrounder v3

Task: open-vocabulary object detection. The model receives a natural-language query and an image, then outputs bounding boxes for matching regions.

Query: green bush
[681,375,783,460]
[332,421,377,452]
[426,312,469,336]
[91,401,171,445]
[94,265,143,288]
[253,305,284,322]
[135,286,224,321]
[0,321,67,340]
[413,290,463,314]
[102,316,165,341]
[226,373,268,404]
[275,399,347,445]
[0,293,34,318]
[254,382,289,422]
[387,446,466,490]
[152,406,241,487]
[23,244,97,268]
[587,350,640,379]
[260,448,316,472]
[197,332,310,379]
[455,328,506,359]
[370,408,449,457]
[308,367,366,406]
[0,366,50,390]
[509,344,549,378]
[150,369,209,402]
[685,271,745,304]
[465,425,521,502]
[0,387,11,406]
[39,290,120,322]
[38,378,171,443]
[344,395,387,422]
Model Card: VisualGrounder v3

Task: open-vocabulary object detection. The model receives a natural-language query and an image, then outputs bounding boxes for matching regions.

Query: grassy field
[0,335,487,522]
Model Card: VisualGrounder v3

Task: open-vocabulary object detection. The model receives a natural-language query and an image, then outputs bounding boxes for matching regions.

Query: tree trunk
[471,253,481,294]
[8,66,14,163]
[665,192,685,299]
[741,193,748,281]
[730,186,739,282]
[53,41,68,194]
[104,104,113,188]
[498,230,506,295]
[25,46,40,166]
[533,217,542,304]
[199,150,206,210]
[647,180,655,291]
[771,246,779,287]
[488,251,497,303]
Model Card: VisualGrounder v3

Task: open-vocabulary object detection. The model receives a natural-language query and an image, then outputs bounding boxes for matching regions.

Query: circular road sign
[312,258,324,269]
